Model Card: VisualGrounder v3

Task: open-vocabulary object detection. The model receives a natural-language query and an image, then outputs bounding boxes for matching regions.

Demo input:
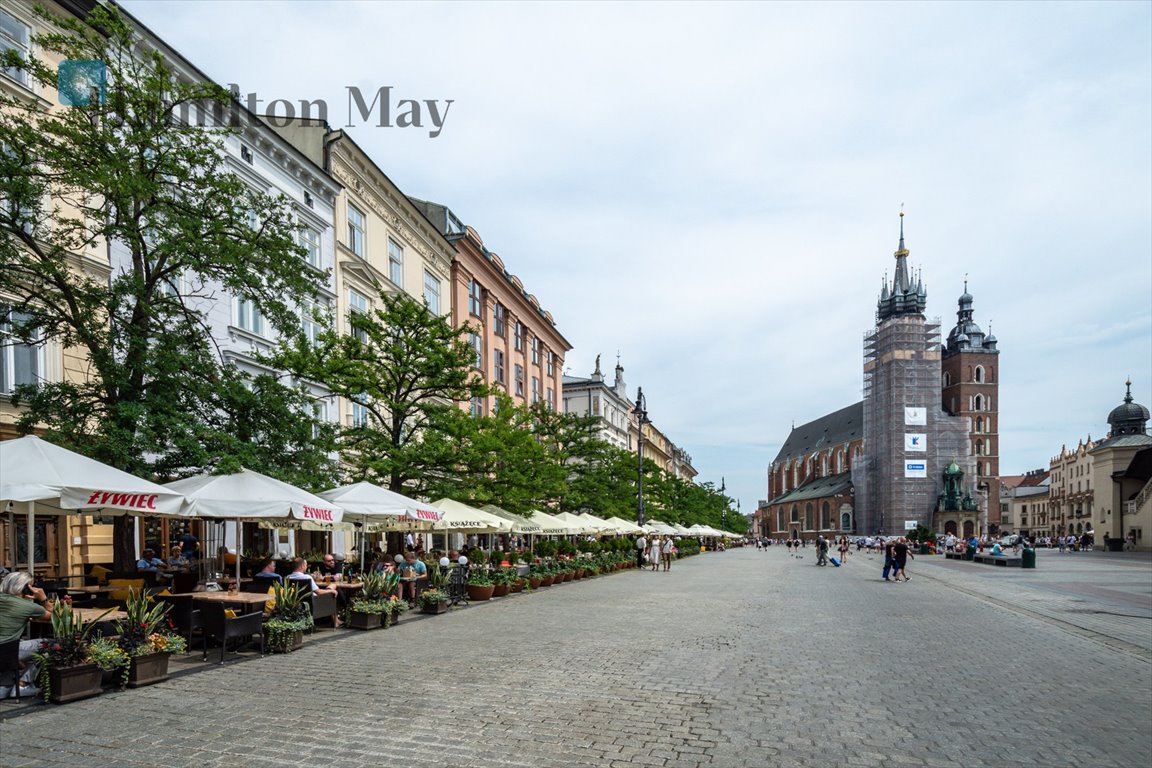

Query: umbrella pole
[26,500,35,573]
[235,517,241,584]
[7,503,15,570]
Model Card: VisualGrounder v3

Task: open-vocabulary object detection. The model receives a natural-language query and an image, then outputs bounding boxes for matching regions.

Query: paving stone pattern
[1,548,1149,768]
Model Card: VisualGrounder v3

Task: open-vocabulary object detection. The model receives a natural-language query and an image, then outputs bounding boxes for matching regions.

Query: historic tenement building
[563,356,698,480]
[410,199,572,416]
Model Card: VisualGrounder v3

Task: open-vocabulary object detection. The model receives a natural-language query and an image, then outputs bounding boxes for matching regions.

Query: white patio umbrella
[1,435,186,571]
[319,482,446,571]
[482,505,543,534]
[551,511,600,535]
[164,468,343,582]
[429,499,511,533]
[603,516,644,534]
[528,509,576,535]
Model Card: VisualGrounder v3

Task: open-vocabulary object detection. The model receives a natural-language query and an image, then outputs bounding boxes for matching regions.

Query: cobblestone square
[1,548,1149,768]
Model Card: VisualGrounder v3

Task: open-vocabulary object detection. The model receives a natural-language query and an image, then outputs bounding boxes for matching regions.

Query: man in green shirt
[0,571,54,694]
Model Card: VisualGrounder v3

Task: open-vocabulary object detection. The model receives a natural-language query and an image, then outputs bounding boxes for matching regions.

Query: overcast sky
[121,0,1151,518]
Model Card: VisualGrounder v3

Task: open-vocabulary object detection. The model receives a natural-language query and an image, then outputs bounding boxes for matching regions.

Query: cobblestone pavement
[1,548,1149,768]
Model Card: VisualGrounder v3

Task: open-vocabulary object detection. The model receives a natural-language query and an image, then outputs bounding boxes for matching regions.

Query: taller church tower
[853,213,975,535]
[941,284,1001,531]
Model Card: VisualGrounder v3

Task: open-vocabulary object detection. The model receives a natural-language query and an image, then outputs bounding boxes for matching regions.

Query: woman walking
[648,534,662,571]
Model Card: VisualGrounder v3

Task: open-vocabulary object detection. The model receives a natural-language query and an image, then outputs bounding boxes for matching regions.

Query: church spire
[876,208,926,321]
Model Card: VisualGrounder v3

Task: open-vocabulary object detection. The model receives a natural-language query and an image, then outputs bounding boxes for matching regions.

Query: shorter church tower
[941,283,1001,531]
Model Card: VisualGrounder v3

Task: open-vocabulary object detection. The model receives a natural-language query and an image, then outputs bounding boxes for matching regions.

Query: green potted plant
[264,581,313,653]
[115,588,185,687]
[347,570,389,630]
[419,587,450,614]
[30,603,113,704]
[466,568,495,601]
[87,635,130,691]
[491,567,514,598]
[381,596,408,627]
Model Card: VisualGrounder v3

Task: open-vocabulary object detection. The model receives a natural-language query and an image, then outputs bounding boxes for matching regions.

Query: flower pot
[511,579,525,593]
[528,577,541,589]
[467,584,495,601]
[128,652,171,688]
[491,584,509,598]
[539,575,553,587]
[268,629,304,654]
[348,611,381,630]
[49,663,103,704]
[421,599,450,614]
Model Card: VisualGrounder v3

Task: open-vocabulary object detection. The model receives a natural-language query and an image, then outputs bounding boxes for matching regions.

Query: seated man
[0,572,65,695]
[285,558,337,597]
[136,548,173,582]
[252,558,283,585]
[166,545,190,569]
[991,542,1004,556]
[315,554,340,580]
[397,551,428,605]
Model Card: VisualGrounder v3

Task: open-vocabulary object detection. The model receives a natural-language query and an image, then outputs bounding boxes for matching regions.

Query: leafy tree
[0,6,335,567]
[278,290,487,494]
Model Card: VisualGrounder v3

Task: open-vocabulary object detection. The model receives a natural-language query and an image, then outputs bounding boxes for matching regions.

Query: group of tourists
[633,534,676,572]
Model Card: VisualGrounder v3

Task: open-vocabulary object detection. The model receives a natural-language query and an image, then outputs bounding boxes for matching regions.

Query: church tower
[854,213,975,535]
[941,283,1002,531]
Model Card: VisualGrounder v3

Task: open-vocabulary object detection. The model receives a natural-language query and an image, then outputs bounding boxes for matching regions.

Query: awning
[429,499,511,533]
[482,505,543,534]
[164,468,343,524]
[319,481,444,523]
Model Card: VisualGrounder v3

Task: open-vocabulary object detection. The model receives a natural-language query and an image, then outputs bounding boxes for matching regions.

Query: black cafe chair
[0,638,23,701]
[200,603,264,665]
[154,594,203,649]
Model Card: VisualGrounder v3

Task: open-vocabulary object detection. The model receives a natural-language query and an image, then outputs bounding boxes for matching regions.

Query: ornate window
[975,365,985,383]
[346,204,365,257]
[820,502,830,530]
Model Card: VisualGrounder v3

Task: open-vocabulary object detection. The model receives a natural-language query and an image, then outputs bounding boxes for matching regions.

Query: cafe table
[170,591,272,613]
[31,606,127,638]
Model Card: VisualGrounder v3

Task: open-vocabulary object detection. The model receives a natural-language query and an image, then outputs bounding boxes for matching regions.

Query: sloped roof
[772,402,863,465]
[767,472,854,506]
[1092,433,1152,452]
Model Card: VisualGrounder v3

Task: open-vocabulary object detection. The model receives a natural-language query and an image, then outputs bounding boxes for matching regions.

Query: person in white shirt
[661,536,675,571]
[634,535,647,569]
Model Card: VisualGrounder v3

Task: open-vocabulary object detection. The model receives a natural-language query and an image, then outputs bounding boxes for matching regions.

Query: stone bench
[945,552,965,560]
[972,554,1022,567]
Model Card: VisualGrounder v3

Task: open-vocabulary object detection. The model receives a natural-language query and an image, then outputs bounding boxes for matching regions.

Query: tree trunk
[113,516,135,572]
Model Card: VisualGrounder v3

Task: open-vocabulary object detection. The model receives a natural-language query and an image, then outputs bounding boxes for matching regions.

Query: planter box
[347,611,381,630]
[511,580,525,593]
[528,577,541,589]
[128,652,171,689]
[467,584,495,601]
[269,630,304,654]
[539,576,553,587]
[491,584,510,598]
[49,663,103,704]
[421,599,449,614]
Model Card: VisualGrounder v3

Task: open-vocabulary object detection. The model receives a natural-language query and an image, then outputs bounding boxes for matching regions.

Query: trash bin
[1022,548,1036,569]
[964,544,976,561]
[919,543,930,555]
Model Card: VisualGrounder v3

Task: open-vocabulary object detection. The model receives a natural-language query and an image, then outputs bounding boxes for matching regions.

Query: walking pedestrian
[816,535,828,566]
[892,537,914,581]
[661,535,674,571]
[635,533,647,569]
[648,534,661,572]
[838,536,849,563]
[882,538,896,581]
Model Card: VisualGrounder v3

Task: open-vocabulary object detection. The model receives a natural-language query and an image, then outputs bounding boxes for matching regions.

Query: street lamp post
[720,477,727,531]
[633,387,649,527]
